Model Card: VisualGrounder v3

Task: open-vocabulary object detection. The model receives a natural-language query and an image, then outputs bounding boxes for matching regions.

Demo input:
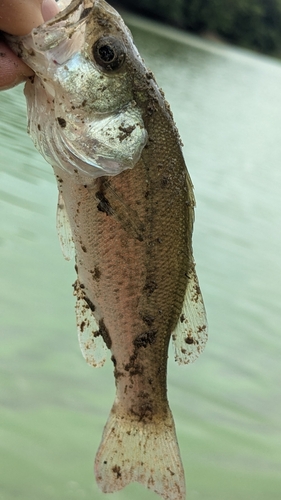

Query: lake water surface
[0,11,281,500]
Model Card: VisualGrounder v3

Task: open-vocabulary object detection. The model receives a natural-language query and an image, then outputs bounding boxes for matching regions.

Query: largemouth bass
[6,1,207,498]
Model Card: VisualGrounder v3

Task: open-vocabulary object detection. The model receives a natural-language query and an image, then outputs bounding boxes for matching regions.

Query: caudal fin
[94,404,186,500]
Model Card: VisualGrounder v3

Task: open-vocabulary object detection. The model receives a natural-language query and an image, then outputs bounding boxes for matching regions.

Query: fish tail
[94,403,186,500]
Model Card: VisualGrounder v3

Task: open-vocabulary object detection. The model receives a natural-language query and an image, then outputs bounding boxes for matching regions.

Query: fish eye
[92,36,126,71]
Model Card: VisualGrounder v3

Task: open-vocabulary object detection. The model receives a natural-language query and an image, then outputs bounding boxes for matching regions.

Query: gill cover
[7,0,147,179]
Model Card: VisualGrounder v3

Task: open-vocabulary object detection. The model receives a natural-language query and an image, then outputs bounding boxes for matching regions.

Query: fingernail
[42,0,60,22]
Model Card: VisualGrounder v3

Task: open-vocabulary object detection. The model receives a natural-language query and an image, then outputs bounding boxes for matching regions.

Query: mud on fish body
[6,1,208,499]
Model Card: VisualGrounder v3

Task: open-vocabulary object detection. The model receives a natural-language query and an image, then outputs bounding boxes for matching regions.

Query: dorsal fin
[56,192,75,261]
[172,265,207,364]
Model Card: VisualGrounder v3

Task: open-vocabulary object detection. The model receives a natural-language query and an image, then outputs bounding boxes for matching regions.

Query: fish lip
[39,0,94,29]
[47,0,88,23]
[5,1,93,56]
[21,0,94,55]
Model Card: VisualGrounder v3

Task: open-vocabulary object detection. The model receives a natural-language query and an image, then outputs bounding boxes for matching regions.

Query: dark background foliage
[113,0,281,55]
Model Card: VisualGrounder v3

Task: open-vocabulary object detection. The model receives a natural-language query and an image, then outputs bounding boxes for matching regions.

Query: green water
[1,13,281,500]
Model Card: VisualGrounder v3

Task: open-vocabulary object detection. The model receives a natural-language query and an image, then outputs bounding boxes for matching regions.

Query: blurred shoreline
[111,0,281,59]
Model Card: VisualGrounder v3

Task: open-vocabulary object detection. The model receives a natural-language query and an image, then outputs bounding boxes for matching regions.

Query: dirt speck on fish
[6,1,208,499]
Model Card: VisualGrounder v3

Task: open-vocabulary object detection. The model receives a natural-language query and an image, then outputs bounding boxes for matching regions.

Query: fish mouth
[10,1,96,60]
[47,0,94,26]
[5,1,94,58]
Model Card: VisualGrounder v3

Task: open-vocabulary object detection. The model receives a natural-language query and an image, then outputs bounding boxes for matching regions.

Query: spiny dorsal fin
[56,192,75,261]
[73,280,108,368]
[172,265,207,364]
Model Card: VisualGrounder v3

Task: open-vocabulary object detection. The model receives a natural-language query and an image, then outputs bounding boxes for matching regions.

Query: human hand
[0,0,59,90]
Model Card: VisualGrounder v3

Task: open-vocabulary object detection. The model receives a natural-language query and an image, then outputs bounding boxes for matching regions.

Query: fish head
[7,0,149,179]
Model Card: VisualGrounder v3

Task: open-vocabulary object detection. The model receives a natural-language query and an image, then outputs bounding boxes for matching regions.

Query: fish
[6,1,208,499]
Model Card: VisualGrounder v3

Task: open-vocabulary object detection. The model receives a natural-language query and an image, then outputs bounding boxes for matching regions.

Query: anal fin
[56,192,75,261]
[73,280,108,368]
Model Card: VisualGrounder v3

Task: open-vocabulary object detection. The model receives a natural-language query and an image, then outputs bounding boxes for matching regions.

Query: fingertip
[0,0,60,36]
[42,0,60,22]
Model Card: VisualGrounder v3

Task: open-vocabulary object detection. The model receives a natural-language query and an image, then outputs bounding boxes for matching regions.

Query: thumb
[42,0,60,22]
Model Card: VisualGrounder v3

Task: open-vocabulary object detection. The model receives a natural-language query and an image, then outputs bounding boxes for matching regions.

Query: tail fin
[95,403,186,500]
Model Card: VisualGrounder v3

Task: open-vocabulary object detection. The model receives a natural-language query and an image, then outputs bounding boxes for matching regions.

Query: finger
[0,41,33,90]
[0,0,60,36]
[0,1,43,36]
[42,0,60,22]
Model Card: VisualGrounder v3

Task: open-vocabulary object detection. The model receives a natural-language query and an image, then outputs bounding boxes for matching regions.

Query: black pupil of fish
[93,37,125,70]
[98,45,115,63]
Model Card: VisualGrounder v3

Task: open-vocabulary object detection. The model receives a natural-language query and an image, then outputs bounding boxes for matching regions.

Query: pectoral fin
[172,265,207,364]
